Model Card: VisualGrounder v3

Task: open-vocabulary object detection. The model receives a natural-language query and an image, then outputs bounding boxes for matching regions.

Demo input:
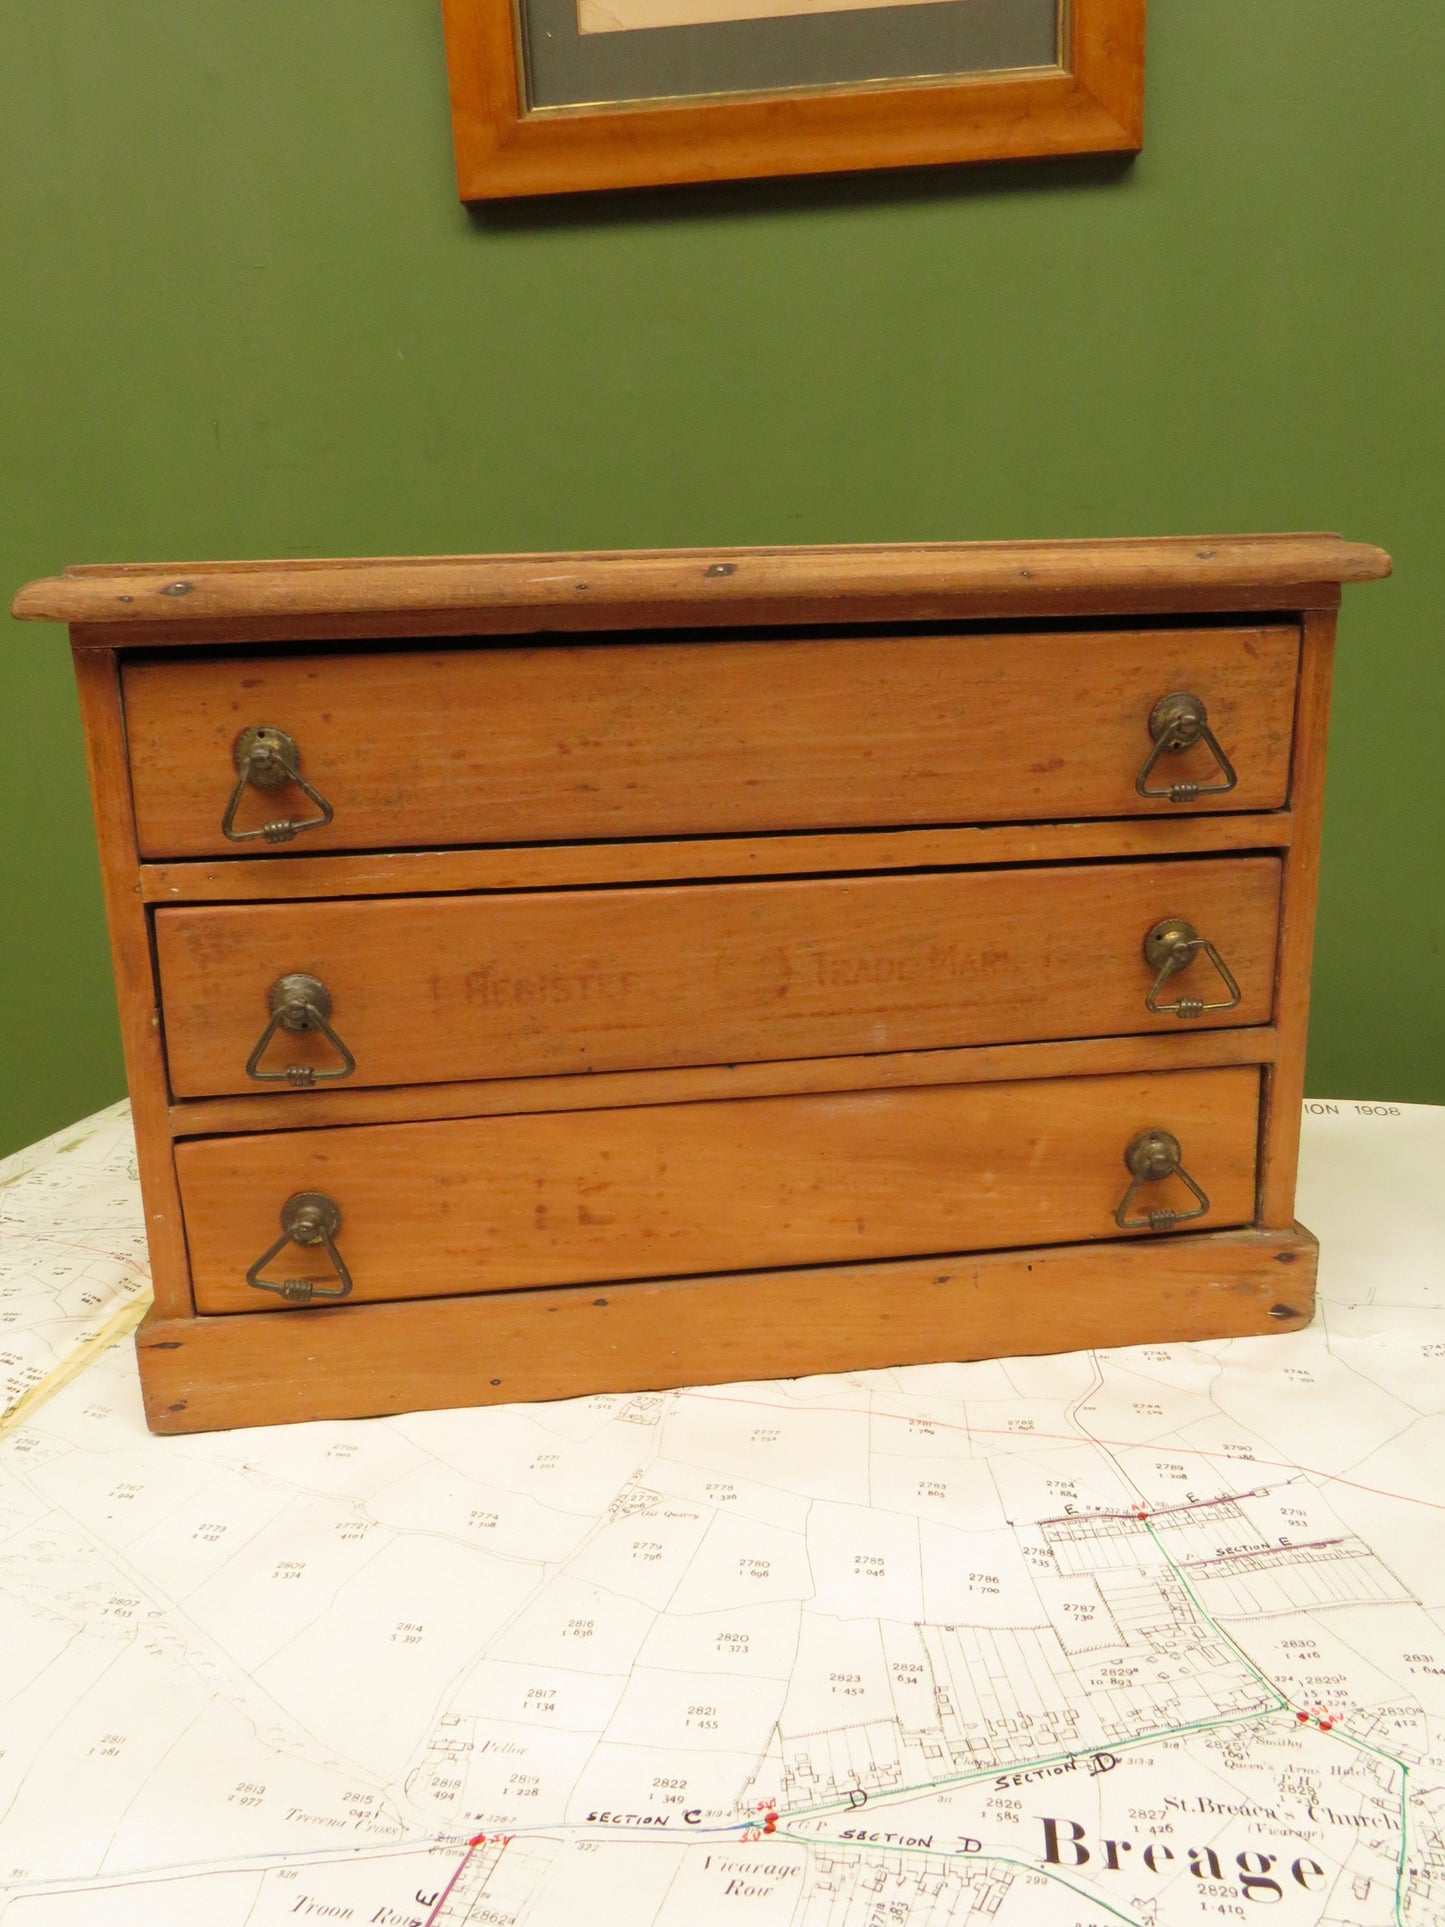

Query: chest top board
[12,534,1391,1433]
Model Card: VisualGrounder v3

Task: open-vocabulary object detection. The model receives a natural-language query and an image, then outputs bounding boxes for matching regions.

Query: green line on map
[783,1701,1284,1823]
[1144,1517,1410,1922]
[782,1508,1413,1921]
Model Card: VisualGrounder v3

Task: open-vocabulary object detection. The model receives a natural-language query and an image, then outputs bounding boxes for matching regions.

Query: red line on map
[423,1856,468,1927]
[1044,1490,1255,1526]
[425,1836,506,1927]
[28,1233,149,1266]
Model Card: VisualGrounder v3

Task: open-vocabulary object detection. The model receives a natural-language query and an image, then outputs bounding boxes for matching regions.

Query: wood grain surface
[122,627,1301,858]
[155,856,1283,1098]
[13,535,1389,632]
[139,812,1295,904]
[138,1224,1317,1433]
[177,1065,1262,1314]
[169,1026,1277,1139]
[69,650,194,1318]
[1260,610,1338,1226]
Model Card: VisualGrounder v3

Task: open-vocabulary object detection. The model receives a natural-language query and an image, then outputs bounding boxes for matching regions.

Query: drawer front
[157,858,1281,1098]
[179,1065,1261,1313]
[123,627,1299,859]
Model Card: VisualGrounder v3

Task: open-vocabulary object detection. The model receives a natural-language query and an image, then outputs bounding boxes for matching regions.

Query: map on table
[0,1102,149,1429]
[0,1102,1441,1926]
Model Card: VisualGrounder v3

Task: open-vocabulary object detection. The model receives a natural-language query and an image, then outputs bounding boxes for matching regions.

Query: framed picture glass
[442,0,1146,198]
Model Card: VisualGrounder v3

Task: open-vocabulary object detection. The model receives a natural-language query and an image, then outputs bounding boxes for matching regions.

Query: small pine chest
[13,535,1390,1432]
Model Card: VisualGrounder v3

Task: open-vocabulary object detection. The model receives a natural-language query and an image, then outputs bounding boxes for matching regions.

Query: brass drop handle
[246,1192,352,1304]
[245,973,356,1086]
[1136,692,1239,803]
[222,725,335,844]
[1143,918,1242,1020]
[1114,1129,1211,1232]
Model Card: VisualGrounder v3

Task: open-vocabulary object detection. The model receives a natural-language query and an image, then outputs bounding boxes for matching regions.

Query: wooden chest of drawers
[14,535,1390,1433]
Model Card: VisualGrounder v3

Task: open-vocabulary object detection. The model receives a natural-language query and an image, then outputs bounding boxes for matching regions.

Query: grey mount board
[523,0,1060,112]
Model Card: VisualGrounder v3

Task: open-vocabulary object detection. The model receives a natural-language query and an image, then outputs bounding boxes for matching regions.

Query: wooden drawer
[122,626,1299,859]
[157,856,1281,1098]
[177,1065,1261,1314]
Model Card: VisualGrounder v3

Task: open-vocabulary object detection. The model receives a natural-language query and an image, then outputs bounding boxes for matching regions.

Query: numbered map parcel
[0,1102,1442,1926]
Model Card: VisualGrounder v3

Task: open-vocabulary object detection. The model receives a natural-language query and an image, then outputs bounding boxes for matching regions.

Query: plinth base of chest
[136,1223,1317,1434]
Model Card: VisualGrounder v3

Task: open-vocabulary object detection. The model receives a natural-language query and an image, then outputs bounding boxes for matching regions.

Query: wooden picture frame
[441,0,1146,199]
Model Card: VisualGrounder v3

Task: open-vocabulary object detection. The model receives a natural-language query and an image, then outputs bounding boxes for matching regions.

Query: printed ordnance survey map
[1,1101,1442,1926]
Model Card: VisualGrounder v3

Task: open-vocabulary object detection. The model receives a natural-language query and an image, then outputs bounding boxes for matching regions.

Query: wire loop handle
[1143,918,1242,1020]
[245,974,356,1086]
[222,725,334,844]
[1136,692,1238,804]
[246,1193,352,1304]
[1114,1129,1211,1232]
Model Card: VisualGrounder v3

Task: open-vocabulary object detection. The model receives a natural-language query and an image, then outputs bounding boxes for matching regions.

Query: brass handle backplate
[1136,692,1239,804]
[1114,1129,1212,1232]
[246,973,356,1086]
[1143,918,1242,1020]
[222,725,335,844]
[246,1192,352,1304]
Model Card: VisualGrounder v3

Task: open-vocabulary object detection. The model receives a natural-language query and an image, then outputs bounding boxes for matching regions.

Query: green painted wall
[3,0,1441,1155]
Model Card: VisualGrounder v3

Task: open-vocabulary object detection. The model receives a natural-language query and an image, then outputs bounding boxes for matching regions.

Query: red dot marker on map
[1319,1719,1334,1731]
